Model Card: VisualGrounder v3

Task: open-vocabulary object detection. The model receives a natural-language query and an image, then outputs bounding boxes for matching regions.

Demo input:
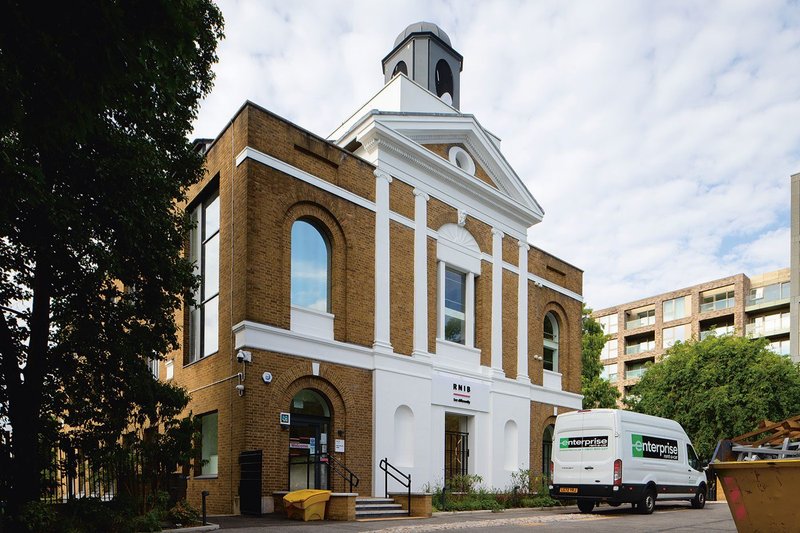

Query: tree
[581,306,620,408]
[627,335,800,459]
[0,0,223,519]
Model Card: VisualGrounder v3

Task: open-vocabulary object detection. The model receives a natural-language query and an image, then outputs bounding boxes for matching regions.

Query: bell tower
[382,22,464,110]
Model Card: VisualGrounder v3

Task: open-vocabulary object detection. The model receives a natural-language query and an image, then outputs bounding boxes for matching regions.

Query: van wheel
[637,489,656,514]
[691,485,706,509]
[577,500,595,513]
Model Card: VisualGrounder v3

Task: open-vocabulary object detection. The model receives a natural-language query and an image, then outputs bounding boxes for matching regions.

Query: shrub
[19,501,58,533]
[166,499,200,526]
[448,474,483,493]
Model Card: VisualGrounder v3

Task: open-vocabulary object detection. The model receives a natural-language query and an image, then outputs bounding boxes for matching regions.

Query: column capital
[518,241,530,252]
[374,169,393,183]
[412,188,430,201]
[491,228,505,239]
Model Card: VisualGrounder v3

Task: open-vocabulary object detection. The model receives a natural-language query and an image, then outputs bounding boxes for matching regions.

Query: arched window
[392,61,408,77]
[542,424,554,479]
[435,59,453,105]
[291,220,330,312]
[543,313,559,372]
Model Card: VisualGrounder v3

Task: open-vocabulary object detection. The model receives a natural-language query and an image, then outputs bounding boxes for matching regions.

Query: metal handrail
[324,453,359,493]
[287,453,359,493]
[380,457,411,516]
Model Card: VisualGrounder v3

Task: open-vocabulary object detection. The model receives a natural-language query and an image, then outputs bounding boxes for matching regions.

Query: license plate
[559,487,578,494]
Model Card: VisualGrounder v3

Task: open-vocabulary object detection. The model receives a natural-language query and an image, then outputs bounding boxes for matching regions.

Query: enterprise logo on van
[631,434,679,461]
[559,436,609,450]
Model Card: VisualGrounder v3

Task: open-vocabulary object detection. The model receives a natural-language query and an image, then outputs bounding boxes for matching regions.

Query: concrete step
[355,497,408,519]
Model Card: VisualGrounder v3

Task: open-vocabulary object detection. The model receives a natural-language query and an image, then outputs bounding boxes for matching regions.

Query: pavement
[207,500,736,532]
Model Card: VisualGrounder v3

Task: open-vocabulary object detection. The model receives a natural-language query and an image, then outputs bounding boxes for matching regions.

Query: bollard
[201,490,210,525]
[440,484,447,511]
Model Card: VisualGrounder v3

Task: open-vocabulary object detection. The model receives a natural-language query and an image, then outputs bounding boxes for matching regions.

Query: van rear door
[553,411,615,487]
[576,412,616,486]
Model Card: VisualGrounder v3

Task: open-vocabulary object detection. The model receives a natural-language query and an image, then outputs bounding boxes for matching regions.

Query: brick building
[593,268,791,398]
[164,22,584,515]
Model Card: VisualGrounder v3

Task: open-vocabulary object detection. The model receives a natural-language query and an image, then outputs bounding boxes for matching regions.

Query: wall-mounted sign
[432,371,490,412]
[279,412,291,425]
[335,439,345,453]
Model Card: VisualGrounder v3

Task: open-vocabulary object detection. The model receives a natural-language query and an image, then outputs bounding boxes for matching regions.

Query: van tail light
[550,460,554,479]
[613,459,622,486]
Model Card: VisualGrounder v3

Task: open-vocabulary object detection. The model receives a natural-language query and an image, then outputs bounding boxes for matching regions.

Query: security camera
[235,384,245,392]
[236,350,252,363]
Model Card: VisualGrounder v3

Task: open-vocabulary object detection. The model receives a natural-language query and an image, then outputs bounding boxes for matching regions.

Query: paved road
[211,501,735,532]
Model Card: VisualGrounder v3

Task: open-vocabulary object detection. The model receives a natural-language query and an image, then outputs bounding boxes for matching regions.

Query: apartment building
[593,269,790,397]
[162,23,584,515]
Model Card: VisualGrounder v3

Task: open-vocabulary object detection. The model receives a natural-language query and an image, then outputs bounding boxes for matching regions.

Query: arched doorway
[288,389,332,490]
[542,424,555,480]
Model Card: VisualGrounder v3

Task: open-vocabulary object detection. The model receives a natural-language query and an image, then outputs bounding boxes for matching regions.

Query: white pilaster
[374,169,393,354]
[466,271,475,348]
[491,228,505,377]
[517,241,530,383]
[413,188,430,358]
[437,260,445,338]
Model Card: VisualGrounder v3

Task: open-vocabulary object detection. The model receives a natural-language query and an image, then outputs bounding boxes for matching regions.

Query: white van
[548,409,707,514]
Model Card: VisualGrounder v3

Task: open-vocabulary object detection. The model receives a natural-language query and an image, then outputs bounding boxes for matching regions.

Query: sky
[192,0,800,310]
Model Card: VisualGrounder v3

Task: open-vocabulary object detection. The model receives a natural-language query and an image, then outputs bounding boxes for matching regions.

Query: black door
[239,450,262,515]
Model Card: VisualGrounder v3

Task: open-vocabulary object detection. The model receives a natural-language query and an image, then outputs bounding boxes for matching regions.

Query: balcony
[625,367,647,379]
[700,297,734,313]
[745,321,790,338]
[625,316,655,330]
[625,340,655,356]
[700,325,735,340]
[746,282,790,312]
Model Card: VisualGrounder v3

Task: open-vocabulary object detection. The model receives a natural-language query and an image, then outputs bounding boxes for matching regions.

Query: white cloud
[194,0,800,309]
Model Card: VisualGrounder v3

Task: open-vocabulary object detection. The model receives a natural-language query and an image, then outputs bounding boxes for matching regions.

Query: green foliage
[581,305,620,408]
[130,511,162,533]
[581,305,606,380]
[429,472,560,512]
[0,0,224,516]
[628,335,800,458]
[448,473,484,493]
[18,501,57,533]
[166,499,201,527]
[508,468,535,494]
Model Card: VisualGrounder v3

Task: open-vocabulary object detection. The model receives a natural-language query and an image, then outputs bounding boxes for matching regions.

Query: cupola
[382,22,464,109]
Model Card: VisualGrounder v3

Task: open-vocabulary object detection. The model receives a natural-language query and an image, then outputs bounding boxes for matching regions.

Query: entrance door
[288,389,331,490]
[444,414,469,485]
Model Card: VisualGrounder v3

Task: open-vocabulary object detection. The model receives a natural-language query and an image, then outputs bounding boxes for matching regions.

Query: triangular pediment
[330,75,544,228]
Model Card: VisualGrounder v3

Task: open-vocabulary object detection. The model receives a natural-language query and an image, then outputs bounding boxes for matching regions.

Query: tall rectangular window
[596,314,618,334]
[443,267,466,344]
[189,191,220,362]
[600,339,617,360]
[663,296,689,322]
[663,324,689,349]
[601,364,617,383]
[198,412,218,476]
